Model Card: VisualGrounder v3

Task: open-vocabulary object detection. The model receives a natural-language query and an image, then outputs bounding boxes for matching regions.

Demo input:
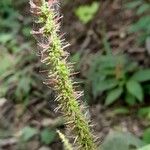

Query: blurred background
[0,0,150,150]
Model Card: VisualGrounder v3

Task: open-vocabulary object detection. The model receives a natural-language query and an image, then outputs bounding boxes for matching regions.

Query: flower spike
[30,0,97,149]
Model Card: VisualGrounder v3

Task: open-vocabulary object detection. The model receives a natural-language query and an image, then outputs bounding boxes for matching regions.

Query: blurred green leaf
[105,87,123,106]
[0,33,13,44]
[125,1,142,9]
[0,52,15,76]
[131,69,150,82]
[136,4,150,15]
[40,128,56,145]
[138,145,150,150]
[92,79,118,98]
[138,107,150,119]
[21,126,38,142]
[112,107,129,115]
[125,92,137,106]
[75,2,99,24]
[143,128,150,144]
[129,16,150,33]
[0,84,8,97]
[124,62,138,73]
[70,52,82,70]
[15,76,32,100]
[101,131,144,150]
[126,80,143,102]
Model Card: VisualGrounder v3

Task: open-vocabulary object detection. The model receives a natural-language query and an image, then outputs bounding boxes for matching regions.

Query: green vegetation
[85,53,150,105]
[0,0,150,149]
[126,0,150,44]
[75,1,99,24]
[20,126,57,145]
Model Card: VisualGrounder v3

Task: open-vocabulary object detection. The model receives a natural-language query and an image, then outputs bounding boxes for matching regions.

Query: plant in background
[142,128,150,144]
[125,0,150,44]
[0,48,41,104]
[138,144,150,150]
[30,0,97,149]
[0,0,40,104]
[138,106,150,120]
[87,53,150,106]
[20,126,57,145]
[75,1,100,24]
[101,131,144,150]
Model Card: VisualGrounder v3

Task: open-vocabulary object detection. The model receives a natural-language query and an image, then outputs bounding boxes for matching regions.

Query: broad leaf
[40,128,56,145]
[15,75,32,100]
[129,16,150,33]
[21,126,38,141]
[125,1,142,9]
[125,92,137,106]
[143,128,150,144]
[101,131,144,150]
[136,4,150,15]
[131,69,150,82]
[112,107,129,115]
[75,2,99,24]
[138,107,150,118]
[105,87,123,106]
[0,52,15,76]
[126,80,143,102]
[92,79,118,98]
[138,145,150,150]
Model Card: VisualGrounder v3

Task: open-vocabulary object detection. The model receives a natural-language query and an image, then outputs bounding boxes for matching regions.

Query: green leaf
[70,52,82,70]
[0,52,15,76]
[124,62,138,72]
[143,128,150,144]
[129,16,150,33]
[136,4,150,15]
[40,128,56,145]
[126,80,143,102]
[101,131,144,150]
[112,107,129,115]
[131,69,150,82]
[75,2,99,24]
[15,76,32,100]
[125,92,137,106]
[0,33,13,44]
[125,1,142,9]
[105,87,123,106]
[138,107,150,119]
[138,145,150,150]
[92,79,118,98]
[21,126,38,141]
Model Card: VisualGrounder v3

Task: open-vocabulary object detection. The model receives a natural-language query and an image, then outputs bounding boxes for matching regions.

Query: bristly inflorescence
[57,130,73,150]
[30,0,97,149]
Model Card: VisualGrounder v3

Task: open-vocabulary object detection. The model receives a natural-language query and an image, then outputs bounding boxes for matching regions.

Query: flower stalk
[57,130,73,150]
[30,0,97,149]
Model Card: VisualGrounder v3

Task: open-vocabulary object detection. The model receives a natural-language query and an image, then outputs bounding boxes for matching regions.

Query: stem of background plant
[30,0,97,149]
[102,24,112,55]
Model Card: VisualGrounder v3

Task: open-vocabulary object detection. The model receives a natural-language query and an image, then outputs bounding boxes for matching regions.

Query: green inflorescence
[30,0,97,149]
[57,130,73,150]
